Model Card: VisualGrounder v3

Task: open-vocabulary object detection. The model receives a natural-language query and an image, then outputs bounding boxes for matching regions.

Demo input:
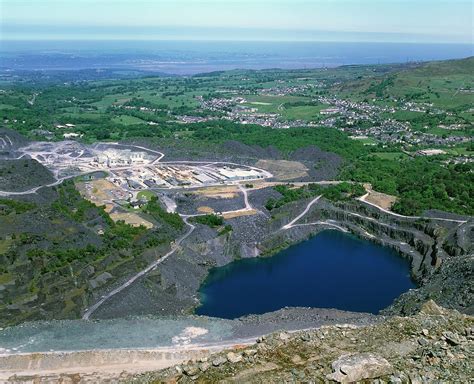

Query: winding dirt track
[281,195,322,230]
[358,194,467,224]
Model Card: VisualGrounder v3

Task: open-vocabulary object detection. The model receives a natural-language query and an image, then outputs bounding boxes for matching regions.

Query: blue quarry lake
[196,231,416,319]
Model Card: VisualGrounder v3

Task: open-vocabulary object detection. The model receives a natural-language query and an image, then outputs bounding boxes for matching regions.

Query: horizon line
[1,38,473,45]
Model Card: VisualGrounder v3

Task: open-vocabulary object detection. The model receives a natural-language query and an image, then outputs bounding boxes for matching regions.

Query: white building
[94,149,146,167]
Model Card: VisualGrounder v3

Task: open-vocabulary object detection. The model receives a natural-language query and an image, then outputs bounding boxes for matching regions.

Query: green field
[137,190,156,201]
[350,137,378,145]
[112,115,147,125]
[281,104,326,121]
[0,104,16,110]
[372,152,410,160]
[424,126,471,137]
[445,147,472,156]
[243,95,308,114]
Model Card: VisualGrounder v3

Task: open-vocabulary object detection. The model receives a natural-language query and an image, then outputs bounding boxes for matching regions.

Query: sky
[0,0,473,43]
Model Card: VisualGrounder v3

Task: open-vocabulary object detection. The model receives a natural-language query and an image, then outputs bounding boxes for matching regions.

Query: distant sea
[0,40,472,75]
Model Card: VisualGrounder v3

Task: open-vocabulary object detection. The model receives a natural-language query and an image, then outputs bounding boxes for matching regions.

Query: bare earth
[362,184,398,210]
[0,347,223,382]
[193,185,239,199]
[75,179,127,209]
[197,206,215,213]
[76,179,154,228]
[255,160,308,181]
[222,209,258,219]
[109,212,154,229]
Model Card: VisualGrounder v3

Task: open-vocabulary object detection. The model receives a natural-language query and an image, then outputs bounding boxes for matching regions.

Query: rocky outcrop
[326,353,393,383]
[135,301,473,383]
[385,253,474,315]
[260,197,473,315]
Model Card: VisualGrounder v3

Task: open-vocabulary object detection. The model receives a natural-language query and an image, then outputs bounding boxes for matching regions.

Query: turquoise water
[196,231,416,318]
[0,317,235,353]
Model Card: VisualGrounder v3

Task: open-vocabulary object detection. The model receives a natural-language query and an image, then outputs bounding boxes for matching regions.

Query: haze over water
[1,41,472,74]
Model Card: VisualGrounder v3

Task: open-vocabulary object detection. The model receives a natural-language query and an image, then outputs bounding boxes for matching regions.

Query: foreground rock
[134,301,473,383]
[326,353,392,383]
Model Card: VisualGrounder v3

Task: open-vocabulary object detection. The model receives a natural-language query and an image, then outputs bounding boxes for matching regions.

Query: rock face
[326,353,392,383]
[386,253,474,315]
[263,197,473,315]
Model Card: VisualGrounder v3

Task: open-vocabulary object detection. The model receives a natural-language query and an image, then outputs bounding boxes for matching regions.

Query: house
[63,133,81,139]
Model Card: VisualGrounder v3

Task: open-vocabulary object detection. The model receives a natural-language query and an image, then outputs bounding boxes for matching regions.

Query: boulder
[212,356,227,367]
[420,300,447,316]
[326,353,392,383]
[443,331,462,346]
[226,351,243,363]
[243,349,257,357]
[183,365,199,376]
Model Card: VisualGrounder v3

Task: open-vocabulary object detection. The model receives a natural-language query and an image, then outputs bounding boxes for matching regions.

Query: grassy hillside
[337,57,474,110]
